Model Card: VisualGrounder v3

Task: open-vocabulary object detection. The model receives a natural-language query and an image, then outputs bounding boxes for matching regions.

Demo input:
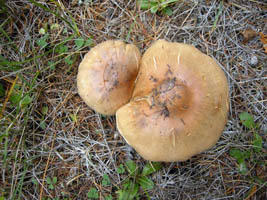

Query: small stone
[114,131,119,139]
[249,55,258,67]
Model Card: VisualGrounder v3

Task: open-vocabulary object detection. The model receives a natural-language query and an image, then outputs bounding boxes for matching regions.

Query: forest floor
[0,0,266,200]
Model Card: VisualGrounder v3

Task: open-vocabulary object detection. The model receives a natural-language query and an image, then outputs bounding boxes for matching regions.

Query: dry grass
[0,0,266,199]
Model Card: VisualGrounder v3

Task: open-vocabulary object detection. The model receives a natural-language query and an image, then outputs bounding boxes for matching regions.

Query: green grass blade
[0,19,20,53]
[2,122,14,168]
[126,21,136,42]
[11,160,28,200]
[0,48,53,70]
[28,0,79,36]
[211,0,223,34]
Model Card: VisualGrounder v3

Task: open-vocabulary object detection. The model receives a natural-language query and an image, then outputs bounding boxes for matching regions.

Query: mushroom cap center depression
[134,77,190,118]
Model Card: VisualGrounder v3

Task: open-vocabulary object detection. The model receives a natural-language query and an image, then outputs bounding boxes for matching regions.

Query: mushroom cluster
[77,39,229,162]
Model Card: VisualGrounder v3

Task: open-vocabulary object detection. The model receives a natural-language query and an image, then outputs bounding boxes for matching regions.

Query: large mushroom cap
[116,40,229,162]
[77,40,141,115]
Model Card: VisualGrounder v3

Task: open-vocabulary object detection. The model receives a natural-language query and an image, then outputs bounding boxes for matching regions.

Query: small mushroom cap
[77,40,141,115]
[116,40,229,162]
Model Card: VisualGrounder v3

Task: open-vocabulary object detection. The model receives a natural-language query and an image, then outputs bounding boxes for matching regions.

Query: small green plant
[36,26,93,70]
[64,55,74,65]
[116,164,125,174]
[9,84,32,109]
[37,34,49,49]
[87,187,99,199]
[230,112,264,175]
[46,176,57,190]
[138,0,179,16]
[117,160,162,200]
[102,174,111,186]
[105,194,112,200]
[239,112,263,152]
[75,37,85,50]
[229,148,250,175]
[31,177,38,185]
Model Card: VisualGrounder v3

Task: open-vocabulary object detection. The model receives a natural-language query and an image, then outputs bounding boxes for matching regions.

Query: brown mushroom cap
[77,40,141,115]
[116,40,229,162]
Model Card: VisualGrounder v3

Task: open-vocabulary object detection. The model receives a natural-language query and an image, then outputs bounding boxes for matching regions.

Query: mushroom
[116,40,229,162]
[77,40,141,115]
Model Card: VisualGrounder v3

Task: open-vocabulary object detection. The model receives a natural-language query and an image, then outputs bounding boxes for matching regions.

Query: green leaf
[10,93,21,105]
[85,38,93,47]
[142,162,162,176]
[48,184,54,190]
[48,61,56,70]
[138,0,151,9]
[229,148,243,161]
[42,106,48,115]
[122,179,131,190]
[40,121,46,130]
[137,176,154,190]
[46,177,52,184]
[0,196,5,200]
[21,95,32,106]
[117,189,128,200]
[0,83,5,97]
[239,112,255,129]
[105,194,112,200]
[37,39,47,48]
[102,174,111,186]
[60,45,68,53]
[253,133,262,152]
[150,5,159,13]
[162,7,173,16]
[52,176,57,184]
[37,34,49,48]
[125,160,137,176]
[87,187,99,199]
[75,37,85,49]
[230,148,250,164]
[117,164,125,174]
[56,44,68,54]
[230,149,249,175]
[31,177,38,185]
[64,56,73,65]
[118,181,139,200]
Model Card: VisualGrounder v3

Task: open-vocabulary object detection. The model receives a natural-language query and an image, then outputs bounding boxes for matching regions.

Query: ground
[0,0,266,200]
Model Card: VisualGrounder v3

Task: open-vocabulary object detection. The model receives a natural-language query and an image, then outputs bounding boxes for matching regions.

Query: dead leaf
[259,32,267,53]
[241,29,257,43]
[244,185,257,200]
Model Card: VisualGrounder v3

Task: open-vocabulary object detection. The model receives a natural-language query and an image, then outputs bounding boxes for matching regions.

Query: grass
[0,0,266,199]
